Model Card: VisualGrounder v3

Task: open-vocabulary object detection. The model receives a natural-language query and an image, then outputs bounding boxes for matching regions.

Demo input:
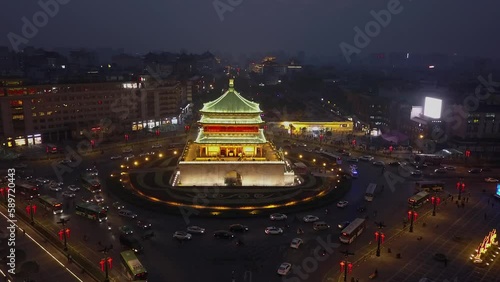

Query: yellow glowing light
[339,168,342,171]
[299,154,303,158]
[134,161,139,166]
[120,165,125,168]
[159,153,163,158]
[110,174,114,177]
[323,163,326,166]
[145,157,149,161]
[419,134,424,139]
[313,159,316,162]
[284,151,288,155]
[174,151,178,155]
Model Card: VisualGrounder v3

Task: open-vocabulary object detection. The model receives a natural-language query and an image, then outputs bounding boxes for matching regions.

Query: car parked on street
[265,226,283,235]
[173,231,192,240]
[303,215,319,222]
[186,226,205,234]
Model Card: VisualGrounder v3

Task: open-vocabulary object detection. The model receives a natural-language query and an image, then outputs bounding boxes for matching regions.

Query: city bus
[364,183,377,201]
[414,154,444,165]
[75,202,107,222]
[408,191,430,208]
[415,181,445,192]
[17,182,40,199]
[120,250,148,281]
[339,218,366,244]
[38,195,63,214]
[81,173,102,193]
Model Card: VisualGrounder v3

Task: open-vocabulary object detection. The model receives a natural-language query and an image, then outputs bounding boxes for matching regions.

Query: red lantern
[381,233,385,243]
[155,129,160,136]
[456,182,460,189]
[389,146,393,152]
[106,257,113,269]
[124,134,129,141]
[65,228,71,239]
[374,231,379,241]
[0,188,4,196]
[58,230,64,240]
[465,150,471,157]
[32,205,37,214]
[99,259,105,272]
[26,206,31,214]
[461,183,465,191]
[348,262,353,274]
[340,261,345,272]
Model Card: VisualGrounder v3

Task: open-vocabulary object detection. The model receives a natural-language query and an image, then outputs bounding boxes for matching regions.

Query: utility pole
[98,244,114,282]
[374,221,386,257]
[339,249,355,282]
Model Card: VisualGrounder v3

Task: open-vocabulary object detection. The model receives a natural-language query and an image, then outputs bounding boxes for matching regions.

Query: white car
[485,177,499,183]
[269,213,287,221]
[277,262,292,276]
[265,226,283,235]
[303,215,319,223]
[372,161,385,166]
[337,201,349,208]
[360,155,374,161]
[49,185,62,192]
[173,231,192,240]
[290,238,303,249]
[110,155,122,160]
[186,226,206,234]
[443,166,456,171]
[67,185,80,192]
[124,154,135,159]
[434,168,447,174]
[94,194,104,203]
[62,191,75,198]
[118,210,138,219]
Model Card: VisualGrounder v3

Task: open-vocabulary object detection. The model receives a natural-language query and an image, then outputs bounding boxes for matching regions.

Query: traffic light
[100,259,105,272]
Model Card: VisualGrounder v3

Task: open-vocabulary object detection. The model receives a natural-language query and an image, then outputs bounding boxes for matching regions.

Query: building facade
[0,80,187,147]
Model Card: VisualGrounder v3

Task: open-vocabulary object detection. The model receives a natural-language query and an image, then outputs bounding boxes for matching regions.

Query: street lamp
[99,244,113,282]
[408,206,418,233]
[339,249,354,282]
[431,195,441,216]
[456,179,465,200]
[57,218,70,250]
[25,201,37,225]
[374,222,386,257]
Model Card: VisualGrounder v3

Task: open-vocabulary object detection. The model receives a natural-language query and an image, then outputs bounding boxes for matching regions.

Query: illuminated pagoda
[174,79,295,186]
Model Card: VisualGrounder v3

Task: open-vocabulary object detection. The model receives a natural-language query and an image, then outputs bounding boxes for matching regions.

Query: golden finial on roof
[229,79,234,90]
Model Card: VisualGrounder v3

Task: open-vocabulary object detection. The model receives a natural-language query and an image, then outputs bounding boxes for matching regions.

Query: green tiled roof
[194,130,267,144]
[200,80,262,113]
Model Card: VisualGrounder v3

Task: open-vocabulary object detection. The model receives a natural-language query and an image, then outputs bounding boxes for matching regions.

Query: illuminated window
[12,114,24,120]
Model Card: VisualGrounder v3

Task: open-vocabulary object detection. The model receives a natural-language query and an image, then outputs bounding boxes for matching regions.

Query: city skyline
[2,0,500,58]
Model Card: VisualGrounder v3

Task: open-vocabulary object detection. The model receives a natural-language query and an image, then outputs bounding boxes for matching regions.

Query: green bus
[75,202,107,222]
[120,250,148,281]
[38,195,63,215]
[408,191,430,208]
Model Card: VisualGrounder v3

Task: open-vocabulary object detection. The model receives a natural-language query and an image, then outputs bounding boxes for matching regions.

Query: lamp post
[374,222,386,257]
[431,195,441,216]
[339,249,354,282]
[456,179,465,200]
[25,200,37,225]
[408,204,418,233]
[57,218,70,251]
[98,244,113,282]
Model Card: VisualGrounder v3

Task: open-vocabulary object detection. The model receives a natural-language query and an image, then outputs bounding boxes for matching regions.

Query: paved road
[3,136,499,282]
[0,206,91,282]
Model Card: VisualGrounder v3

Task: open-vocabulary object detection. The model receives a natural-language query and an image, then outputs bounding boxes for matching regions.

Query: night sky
[1,0,499,57]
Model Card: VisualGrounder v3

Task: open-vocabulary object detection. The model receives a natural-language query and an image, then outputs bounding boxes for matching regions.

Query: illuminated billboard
[423,97,442,119]
[410,106,423,119]
[495,184,500,199]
